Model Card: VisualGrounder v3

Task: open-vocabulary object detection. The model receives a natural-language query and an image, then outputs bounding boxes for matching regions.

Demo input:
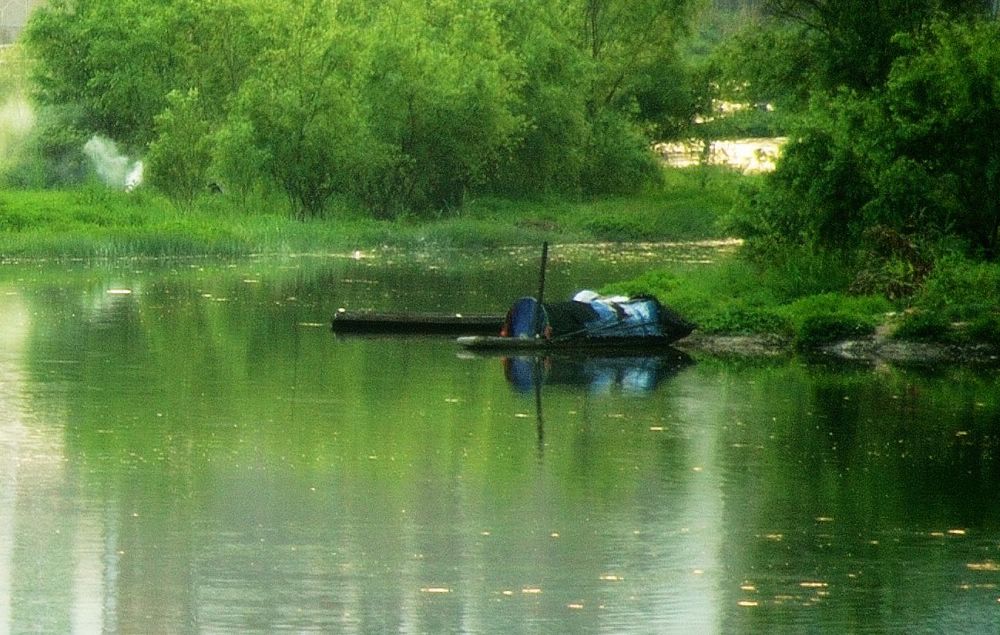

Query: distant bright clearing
[655,137,787,174]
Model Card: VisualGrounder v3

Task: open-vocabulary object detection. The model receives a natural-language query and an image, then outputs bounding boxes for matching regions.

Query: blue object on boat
[503,297,547,337]
[500,290,694,342]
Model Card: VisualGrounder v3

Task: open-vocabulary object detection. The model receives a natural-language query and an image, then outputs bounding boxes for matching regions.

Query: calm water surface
[2,246,999,633]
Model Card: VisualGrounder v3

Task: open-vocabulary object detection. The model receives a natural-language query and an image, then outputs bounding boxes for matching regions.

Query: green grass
[0,166,742,258]
[605,256,894,349]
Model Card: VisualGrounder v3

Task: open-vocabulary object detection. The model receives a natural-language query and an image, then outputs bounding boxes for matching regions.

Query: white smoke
[83,135,144,191]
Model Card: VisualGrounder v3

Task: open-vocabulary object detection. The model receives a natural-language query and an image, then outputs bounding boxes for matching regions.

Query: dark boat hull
[332,311,502,335]
[456,334,682,352]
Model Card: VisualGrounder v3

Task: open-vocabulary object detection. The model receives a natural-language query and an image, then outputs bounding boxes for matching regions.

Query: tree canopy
[721,1,1000,278]
[22,0,700,217]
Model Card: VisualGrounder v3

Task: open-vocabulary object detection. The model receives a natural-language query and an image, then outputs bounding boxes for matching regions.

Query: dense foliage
[719,3,1000,305]
[21,0,699,217]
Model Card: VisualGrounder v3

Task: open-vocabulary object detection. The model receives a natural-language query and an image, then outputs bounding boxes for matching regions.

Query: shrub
[699,305,792,335]
[581,215,651,241]
[911,256,1000,321]
[580,111,663,195]
[964,314,1000,346]
[795,314,875,350]
[892,310,954,342]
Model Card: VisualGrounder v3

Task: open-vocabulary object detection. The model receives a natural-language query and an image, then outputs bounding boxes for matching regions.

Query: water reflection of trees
[714,362,1000,632]
[11,266,1000,632]
[13,267,705,631]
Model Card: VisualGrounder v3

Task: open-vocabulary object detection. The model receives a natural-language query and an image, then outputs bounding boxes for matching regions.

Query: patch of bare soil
[676,330,1000,366]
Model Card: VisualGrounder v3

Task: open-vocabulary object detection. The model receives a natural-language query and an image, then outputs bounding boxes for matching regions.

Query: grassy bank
[0,167,742,259]
[606,247,1000,357]
[3,165,997,356]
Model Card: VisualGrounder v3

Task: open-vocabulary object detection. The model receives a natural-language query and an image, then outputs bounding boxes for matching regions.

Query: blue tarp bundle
[501,290,694,341]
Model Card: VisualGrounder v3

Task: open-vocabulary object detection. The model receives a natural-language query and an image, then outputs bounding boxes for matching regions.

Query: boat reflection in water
[502,349,693,394]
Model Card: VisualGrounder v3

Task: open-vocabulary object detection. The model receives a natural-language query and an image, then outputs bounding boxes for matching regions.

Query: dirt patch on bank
[676,330,1000,366]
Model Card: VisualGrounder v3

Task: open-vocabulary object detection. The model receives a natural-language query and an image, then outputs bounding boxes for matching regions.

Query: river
[2,246,999,633]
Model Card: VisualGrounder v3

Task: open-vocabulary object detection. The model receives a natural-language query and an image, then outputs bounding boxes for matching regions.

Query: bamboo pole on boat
[533,242,549,338]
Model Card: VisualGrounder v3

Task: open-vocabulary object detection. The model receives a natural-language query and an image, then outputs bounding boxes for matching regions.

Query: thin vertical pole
[533,242,549,338]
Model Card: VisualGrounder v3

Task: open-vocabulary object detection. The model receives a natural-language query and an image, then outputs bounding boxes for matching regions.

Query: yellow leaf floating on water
[522,588,542,594]
[948,528,967,536]
[800,581,828,588]
[967,562,1000,571]
[738,600,759,607]
[600,574,623,582]
[567,603,584,610]
[420,587,451,594]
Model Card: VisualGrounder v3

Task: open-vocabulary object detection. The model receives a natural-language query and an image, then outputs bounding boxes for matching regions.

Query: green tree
[480,1,590,195]
[730,18,1000,269]
[22,0,705,213]
[762,0,988,91]
[26,0,189,148]
[877,19,1000,257]
[355,0,524,214]
[230,1,376,218]
[146,89,213,207]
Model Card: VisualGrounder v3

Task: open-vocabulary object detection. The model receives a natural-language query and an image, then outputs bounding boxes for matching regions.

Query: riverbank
[2,165,998,360]
[0,167,742,259]
[604,245,1000,364]
[675,331,1000,366]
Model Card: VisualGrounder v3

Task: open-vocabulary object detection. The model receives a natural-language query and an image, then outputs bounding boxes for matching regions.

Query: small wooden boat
[331,310,502,335]
[457,291,695,352]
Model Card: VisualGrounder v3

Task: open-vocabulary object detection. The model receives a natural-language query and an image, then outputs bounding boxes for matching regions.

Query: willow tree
[353,0,525,214]
[225,1,379,218]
